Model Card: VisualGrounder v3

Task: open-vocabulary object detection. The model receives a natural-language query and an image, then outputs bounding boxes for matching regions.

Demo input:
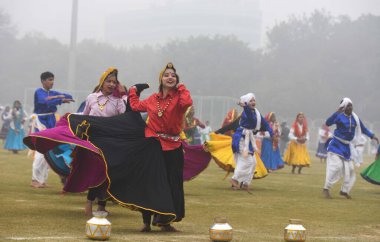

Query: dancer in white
[322,97,378,199]
[230,93,273,191]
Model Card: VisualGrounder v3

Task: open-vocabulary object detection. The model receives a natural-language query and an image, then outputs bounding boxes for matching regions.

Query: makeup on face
[161,69,177,89]
[101,75,117,95]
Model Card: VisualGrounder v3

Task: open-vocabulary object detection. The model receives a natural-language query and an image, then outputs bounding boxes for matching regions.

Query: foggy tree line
[0,10,379,121]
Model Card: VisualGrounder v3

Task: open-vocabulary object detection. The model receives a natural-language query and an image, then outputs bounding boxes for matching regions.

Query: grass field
[0,149,380,242]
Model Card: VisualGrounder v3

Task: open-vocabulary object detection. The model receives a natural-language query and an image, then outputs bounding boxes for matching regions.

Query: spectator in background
[183,106,205,145]
[316,124,332,163]
[0,106,11,141]
[279,121,290,156]
[200,120,212,143]
[3,100,27,153]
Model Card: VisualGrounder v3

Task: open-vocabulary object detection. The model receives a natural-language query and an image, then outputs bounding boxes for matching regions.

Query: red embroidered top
[129,84,193,151]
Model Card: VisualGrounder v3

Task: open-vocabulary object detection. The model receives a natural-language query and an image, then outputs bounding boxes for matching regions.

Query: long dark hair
[12,100,24,120]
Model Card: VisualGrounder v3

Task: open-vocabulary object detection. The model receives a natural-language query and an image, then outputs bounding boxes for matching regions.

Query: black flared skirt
[68,112,178,224]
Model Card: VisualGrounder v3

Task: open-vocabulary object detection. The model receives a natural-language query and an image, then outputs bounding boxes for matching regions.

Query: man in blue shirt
[230,93,273,191]
[322,98,378,199]
[31,71,74,188]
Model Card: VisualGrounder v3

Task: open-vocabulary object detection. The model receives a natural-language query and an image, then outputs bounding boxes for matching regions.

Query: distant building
[105,0,262,48]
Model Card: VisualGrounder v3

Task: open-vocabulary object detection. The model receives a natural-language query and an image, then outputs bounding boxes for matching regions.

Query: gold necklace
[157,96,172,118]
[97,97,109,111]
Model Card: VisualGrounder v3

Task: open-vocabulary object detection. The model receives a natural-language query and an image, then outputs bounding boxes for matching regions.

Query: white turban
[240,93,255,104]
[339,97,352,109]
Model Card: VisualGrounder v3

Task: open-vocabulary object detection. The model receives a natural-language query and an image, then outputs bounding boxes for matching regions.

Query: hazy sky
[1,0,379,47]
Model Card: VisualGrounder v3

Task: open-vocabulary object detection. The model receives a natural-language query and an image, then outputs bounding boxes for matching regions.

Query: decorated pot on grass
[209,217,233,242]
[284,219,306,242]
[86,211,111,240]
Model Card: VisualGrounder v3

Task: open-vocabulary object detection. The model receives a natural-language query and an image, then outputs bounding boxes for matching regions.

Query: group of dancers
[204,94,310,192]
[205,95,379,199]
[1,63,379,232]
[24,64,198,232]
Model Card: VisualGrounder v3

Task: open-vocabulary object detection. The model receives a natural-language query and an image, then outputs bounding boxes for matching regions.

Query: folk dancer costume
[230,93,273,189]
[260,112,284,171]
[31,84,73,187]
[82,68,127,116]
[183,106,205,145]
[44,68,127,178]
[180,106,211,181]
[221,108,239,136]
[316,124,332,161]
[129,63,192,227]
[204,108,269,180]
[3,103,28,152]
[82,68,128,211]
[323,98,376,198]
[181,140,212,181]
[181,107,212,181]
[24,63,191,228]
[50,68,127,211]
[283,113,311,172]
[361,145,380,185]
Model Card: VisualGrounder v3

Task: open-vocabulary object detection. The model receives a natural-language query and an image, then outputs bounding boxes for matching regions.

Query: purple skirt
[182,142,211,181]
[24,114,106,193]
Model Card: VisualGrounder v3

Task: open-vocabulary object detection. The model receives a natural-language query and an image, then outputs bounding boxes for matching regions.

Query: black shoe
[339,191,352,199]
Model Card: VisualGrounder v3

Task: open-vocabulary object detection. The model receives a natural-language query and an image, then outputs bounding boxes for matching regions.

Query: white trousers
[32,151,49,184]
[324,152,356,194]
[232,138,257,186]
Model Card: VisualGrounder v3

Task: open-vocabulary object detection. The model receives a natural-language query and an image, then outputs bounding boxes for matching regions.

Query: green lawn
[0,149,379,241]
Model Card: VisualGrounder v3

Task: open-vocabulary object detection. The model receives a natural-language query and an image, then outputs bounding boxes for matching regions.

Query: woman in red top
[129,63,193,232]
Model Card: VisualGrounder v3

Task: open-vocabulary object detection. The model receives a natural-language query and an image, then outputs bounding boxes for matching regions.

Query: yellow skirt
[283,140,311,166]
[205,133,268,179]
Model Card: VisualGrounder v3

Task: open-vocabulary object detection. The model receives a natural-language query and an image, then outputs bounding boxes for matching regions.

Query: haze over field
[0,0,379,130]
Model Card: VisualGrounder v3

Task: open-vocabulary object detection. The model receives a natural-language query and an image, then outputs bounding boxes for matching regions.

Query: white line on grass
[4,236,80,240]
